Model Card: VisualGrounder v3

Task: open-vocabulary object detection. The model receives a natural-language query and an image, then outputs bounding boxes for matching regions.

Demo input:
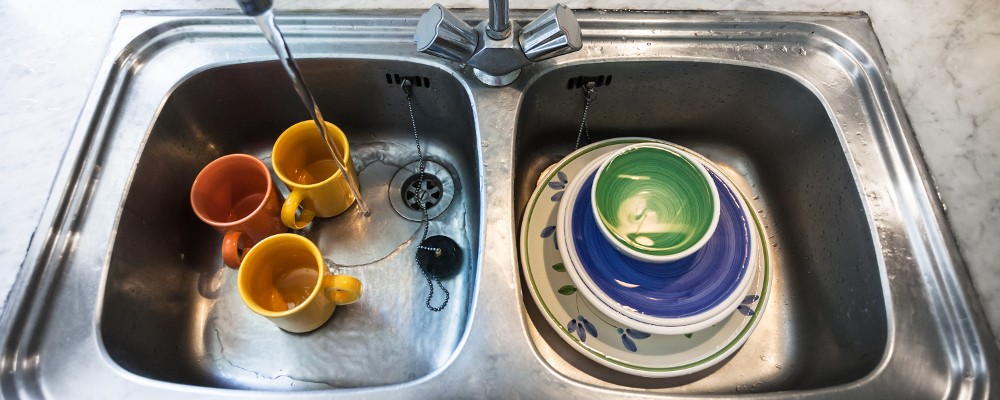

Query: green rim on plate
[593,144,717,257]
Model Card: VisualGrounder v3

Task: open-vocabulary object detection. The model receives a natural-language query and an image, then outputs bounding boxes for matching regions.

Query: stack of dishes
[520,138,771,377]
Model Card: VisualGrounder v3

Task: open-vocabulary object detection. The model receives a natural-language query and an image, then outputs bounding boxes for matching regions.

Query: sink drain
[402,174,443,211]
[389,160,455,221]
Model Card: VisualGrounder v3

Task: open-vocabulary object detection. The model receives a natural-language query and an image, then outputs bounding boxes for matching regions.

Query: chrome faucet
[414,2,583,86]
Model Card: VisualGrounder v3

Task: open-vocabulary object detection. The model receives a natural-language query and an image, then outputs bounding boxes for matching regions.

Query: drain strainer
[402,173,443,211]
[389,160,455,221]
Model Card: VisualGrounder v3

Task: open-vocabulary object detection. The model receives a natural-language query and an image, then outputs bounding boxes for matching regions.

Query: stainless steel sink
[1,9,997,399]
[100,59,480,389]
[514,61,885,392]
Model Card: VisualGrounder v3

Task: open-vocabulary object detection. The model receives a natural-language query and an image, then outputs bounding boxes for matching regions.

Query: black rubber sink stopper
[415,235,461,312]
[416,235,461,278]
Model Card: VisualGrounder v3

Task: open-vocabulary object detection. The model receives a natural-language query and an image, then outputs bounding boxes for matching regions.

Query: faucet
[414,2,583,86]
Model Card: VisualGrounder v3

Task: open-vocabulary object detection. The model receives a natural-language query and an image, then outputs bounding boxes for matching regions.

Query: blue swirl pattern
[571,169,752,318]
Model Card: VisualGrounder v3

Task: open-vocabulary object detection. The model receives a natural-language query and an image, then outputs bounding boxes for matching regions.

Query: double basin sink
[0,9,996,399]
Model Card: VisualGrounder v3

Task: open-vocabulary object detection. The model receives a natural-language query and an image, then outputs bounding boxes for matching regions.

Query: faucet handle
[415,4,480,63]
[518,4,583,62]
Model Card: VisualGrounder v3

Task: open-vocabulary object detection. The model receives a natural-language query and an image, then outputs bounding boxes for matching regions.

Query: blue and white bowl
[556,150,758,335]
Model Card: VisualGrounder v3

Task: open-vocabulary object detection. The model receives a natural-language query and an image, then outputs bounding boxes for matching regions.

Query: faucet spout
[487,0,511,40]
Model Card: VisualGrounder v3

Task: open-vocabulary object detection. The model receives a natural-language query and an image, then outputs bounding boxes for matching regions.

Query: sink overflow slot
[567,75,612,90]
[387,74,431,89]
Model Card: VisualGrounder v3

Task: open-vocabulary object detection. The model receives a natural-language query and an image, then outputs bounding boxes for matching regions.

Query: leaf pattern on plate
[567,318,588,342]
[540,225,556,238]
[621,334,637,352]
[737,294,760,316]
[558,285,578,295]
[540,225,559,250]
[625,329,651,339]
[548,172,569,202]
[552,263,566,272]
[614,328,649,352]
[579,315,598,337]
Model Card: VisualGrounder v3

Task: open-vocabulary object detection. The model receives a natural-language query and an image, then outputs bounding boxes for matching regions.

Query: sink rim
[0,9,994,399]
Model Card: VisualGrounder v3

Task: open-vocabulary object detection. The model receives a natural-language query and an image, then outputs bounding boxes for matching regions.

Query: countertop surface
[1,0,998,346]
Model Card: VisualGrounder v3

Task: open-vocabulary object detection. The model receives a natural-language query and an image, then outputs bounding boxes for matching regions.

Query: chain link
[575,85,596,150]
[405,79,449,312]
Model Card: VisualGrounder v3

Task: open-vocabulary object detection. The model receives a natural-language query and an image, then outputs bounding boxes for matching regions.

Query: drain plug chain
[575,82,597,150]
[404,79,450,312]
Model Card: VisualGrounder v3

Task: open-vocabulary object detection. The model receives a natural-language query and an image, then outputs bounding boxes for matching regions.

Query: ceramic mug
[272,120,358,229]
[238,233,363,333]
[191,154,287,269]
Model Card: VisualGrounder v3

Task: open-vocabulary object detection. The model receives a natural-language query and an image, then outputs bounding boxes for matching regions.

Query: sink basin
[514,61,885,392]
[100,59,480,389]
[1,9,996,399]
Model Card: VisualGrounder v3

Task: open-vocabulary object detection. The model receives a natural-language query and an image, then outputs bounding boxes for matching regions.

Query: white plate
[519,138,772,377]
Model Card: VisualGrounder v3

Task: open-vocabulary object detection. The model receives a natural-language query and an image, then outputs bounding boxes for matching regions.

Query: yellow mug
[272,120,359,229]
[238,233,362,333]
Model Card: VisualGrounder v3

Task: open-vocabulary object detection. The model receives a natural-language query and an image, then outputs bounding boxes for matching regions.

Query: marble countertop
[1,0,997,343]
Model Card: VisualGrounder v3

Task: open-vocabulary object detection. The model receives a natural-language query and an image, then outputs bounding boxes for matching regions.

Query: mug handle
[323,275,363,305]
[281,189,316,229]
[222,231,246,269]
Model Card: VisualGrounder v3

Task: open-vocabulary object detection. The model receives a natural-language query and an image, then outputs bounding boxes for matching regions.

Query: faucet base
[473,67,520,86]
[416,4,582,86]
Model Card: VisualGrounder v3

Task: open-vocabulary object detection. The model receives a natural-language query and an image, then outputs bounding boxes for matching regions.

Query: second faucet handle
[519,4,582,62]
[415,4,480,63]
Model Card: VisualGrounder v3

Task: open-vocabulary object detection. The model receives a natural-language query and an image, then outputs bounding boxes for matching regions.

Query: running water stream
[237,0,371,216]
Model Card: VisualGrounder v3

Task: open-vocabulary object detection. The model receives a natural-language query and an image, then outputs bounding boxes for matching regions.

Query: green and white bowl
[591,143,720,263]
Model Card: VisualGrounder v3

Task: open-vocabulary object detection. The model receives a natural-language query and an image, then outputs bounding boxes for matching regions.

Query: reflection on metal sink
[1,10,996,399]
[100,59,481,389]
[514,61,885,393]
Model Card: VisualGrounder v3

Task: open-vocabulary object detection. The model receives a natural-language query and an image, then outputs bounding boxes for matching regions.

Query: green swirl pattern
[593,145,715,256]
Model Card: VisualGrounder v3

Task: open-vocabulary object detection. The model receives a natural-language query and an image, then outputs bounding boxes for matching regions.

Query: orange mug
[191,154,288,269]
